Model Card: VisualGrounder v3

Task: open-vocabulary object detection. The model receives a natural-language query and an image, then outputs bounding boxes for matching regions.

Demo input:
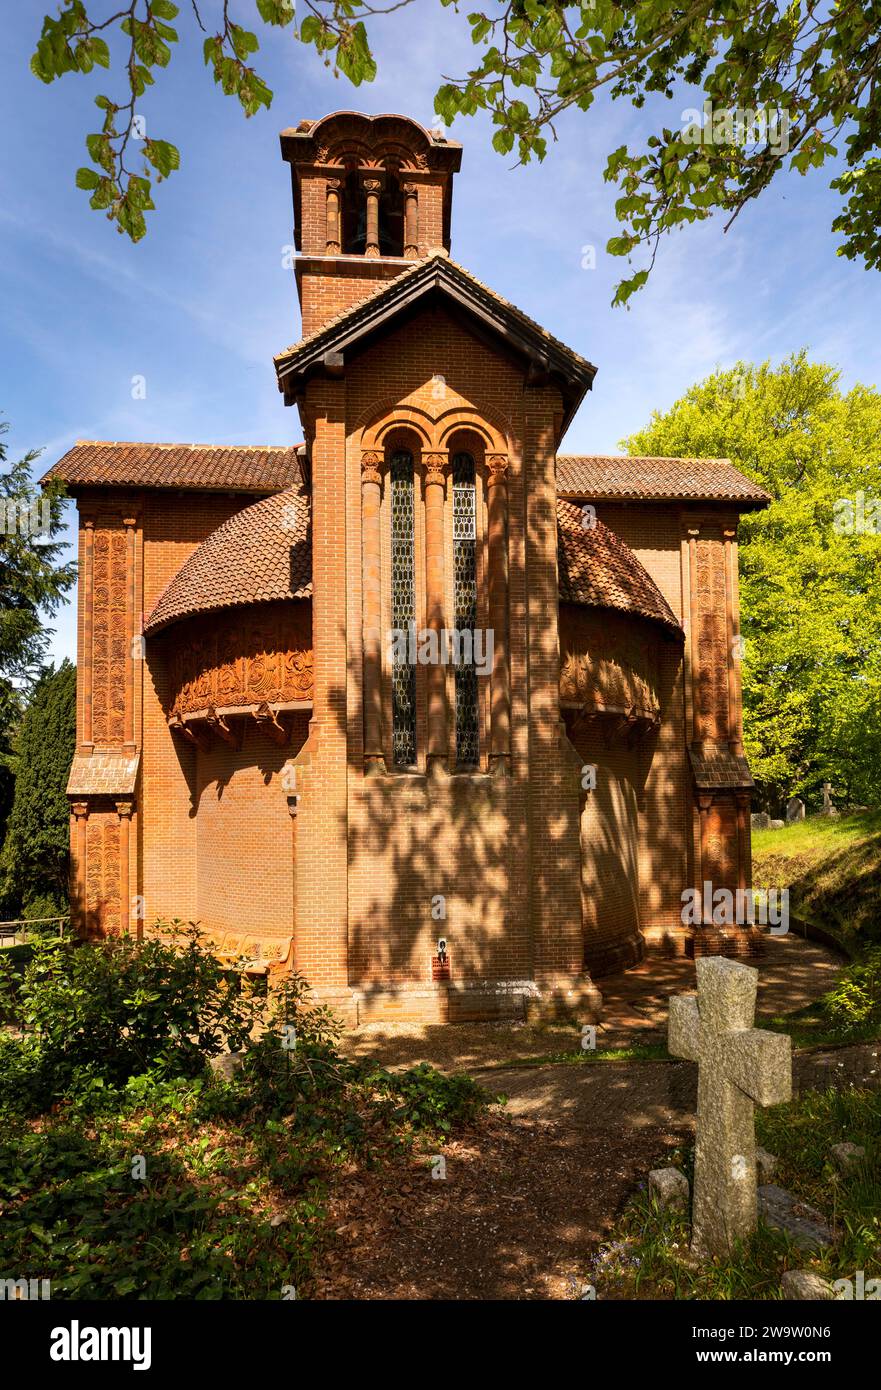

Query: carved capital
[422,451,448,486]
[402,182,419,197]
[486,453,509,486]
[361,177,383,195]
[71,801,90,820]
[361,450,383,485]
[115,799,134,820]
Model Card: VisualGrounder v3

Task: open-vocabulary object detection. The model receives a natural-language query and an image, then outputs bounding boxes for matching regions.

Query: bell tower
[279,111,462,338]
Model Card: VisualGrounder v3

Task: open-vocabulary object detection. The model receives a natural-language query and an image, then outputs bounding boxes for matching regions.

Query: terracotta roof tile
[689,747,754,790]
[41,441,302,494]
[145,485,311,634]
[557,455,770,507]
[145,488,681,637]
[557,498,681,634]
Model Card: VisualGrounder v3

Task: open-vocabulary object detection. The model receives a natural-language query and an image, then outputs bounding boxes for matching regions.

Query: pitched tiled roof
[145,485,311,634]
[273,252,596,431]
[557,455,770,508]
[41,441,302,494]
[557,498,681,634]
[689,747,754,790]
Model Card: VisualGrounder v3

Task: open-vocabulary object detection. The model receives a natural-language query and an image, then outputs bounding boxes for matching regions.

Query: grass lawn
[753,811,881,952]
[582,1085,881,1300]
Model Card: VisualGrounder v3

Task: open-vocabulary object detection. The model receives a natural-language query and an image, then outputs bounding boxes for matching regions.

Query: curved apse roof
[146,487,680,640]
[557,498,681,635]
[145,485,311,635]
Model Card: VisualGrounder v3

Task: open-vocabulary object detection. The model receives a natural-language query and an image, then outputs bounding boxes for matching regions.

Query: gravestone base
[758,1185,835,1252]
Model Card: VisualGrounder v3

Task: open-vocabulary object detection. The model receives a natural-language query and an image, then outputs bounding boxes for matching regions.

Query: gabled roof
[274,251,597,432]
[557,455,770,509]
[41,441,303,494]
[145,485,311,635]
[557,498,681,635]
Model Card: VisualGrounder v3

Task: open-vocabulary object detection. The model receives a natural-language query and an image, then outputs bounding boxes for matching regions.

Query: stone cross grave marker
[669,956,792,1258]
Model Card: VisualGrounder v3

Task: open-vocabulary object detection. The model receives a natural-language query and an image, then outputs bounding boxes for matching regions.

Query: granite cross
[669,956,792,1258]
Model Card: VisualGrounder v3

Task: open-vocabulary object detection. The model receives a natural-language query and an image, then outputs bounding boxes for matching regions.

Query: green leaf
[144,139,180,178]
[76,167,100,190]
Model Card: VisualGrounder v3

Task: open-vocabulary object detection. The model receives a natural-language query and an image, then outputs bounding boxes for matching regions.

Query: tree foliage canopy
[0,425,75,734]
[30,2,881,303]
[1,660,77,917]
[624,353,881,809]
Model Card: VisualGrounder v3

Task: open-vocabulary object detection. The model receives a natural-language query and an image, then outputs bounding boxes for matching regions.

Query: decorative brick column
[82,517,94,749]
[423,451,448,772]
[486,453,511,772]
[71,801,89,937]
[697,793,713,917]
[403,182,419,258]
[724,525,744,755]
[361,176,382,257]
[116,799,134,936]
[735,790,751,892]
[687,525,702,745]
[325,178,342,254]
[361,449,385,772]
[124,515,137,751]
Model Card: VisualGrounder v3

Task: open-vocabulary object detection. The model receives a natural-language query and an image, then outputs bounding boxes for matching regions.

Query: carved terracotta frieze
[694,536,730,741]
[91,523,127,745]
[164,603,313,720]
[559,605,661,739]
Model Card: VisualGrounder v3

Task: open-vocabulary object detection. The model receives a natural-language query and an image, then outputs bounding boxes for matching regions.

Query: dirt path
[314,1110,687,1300]
[478,1042,881,1132]
[318,937,872,1299]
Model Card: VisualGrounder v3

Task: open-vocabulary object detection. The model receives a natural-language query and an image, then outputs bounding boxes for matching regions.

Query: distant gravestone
[770,819,785,830]
[668,957,792,1259]
[786,796,806,823]
[821,782,839,818]
[751,812,772,830]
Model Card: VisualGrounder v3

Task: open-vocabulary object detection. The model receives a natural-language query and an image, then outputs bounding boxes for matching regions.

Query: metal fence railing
[0,916,70,946]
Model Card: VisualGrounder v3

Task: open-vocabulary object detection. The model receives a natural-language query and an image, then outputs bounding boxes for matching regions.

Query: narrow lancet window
[452,452,479,766]
[390,449,417,766]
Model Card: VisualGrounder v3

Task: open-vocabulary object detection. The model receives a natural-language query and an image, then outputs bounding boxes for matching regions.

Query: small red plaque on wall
[432,952,451,982]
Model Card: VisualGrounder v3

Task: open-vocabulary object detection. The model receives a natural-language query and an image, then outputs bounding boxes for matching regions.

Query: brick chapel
[45,111,771,1025]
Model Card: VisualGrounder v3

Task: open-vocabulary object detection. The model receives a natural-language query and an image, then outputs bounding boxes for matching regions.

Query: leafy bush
[822,948,881,1035]
[367,1061,486,1135]
[0,931,488,1298]
[0,921,263,1109]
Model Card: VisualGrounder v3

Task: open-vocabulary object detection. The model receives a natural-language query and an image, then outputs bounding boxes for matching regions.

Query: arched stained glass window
[452,452,479,767]
[390,449,417,766]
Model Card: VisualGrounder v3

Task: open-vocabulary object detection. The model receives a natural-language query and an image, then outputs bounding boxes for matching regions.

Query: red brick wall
[194,715,308,940]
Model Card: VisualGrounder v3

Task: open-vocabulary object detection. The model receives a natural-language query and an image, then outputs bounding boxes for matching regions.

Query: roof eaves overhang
[274,260,596,433]
[557,489,771,513]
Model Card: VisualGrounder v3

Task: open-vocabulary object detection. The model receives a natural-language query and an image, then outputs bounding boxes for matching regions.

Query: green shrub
[0,921,263,1109]
[0,938,488,1299]
[822,947,881,1035]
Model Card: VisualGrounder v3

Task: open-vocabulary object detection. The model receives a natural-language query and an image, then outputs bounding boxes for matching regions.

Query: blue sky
[2,2,879,667]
